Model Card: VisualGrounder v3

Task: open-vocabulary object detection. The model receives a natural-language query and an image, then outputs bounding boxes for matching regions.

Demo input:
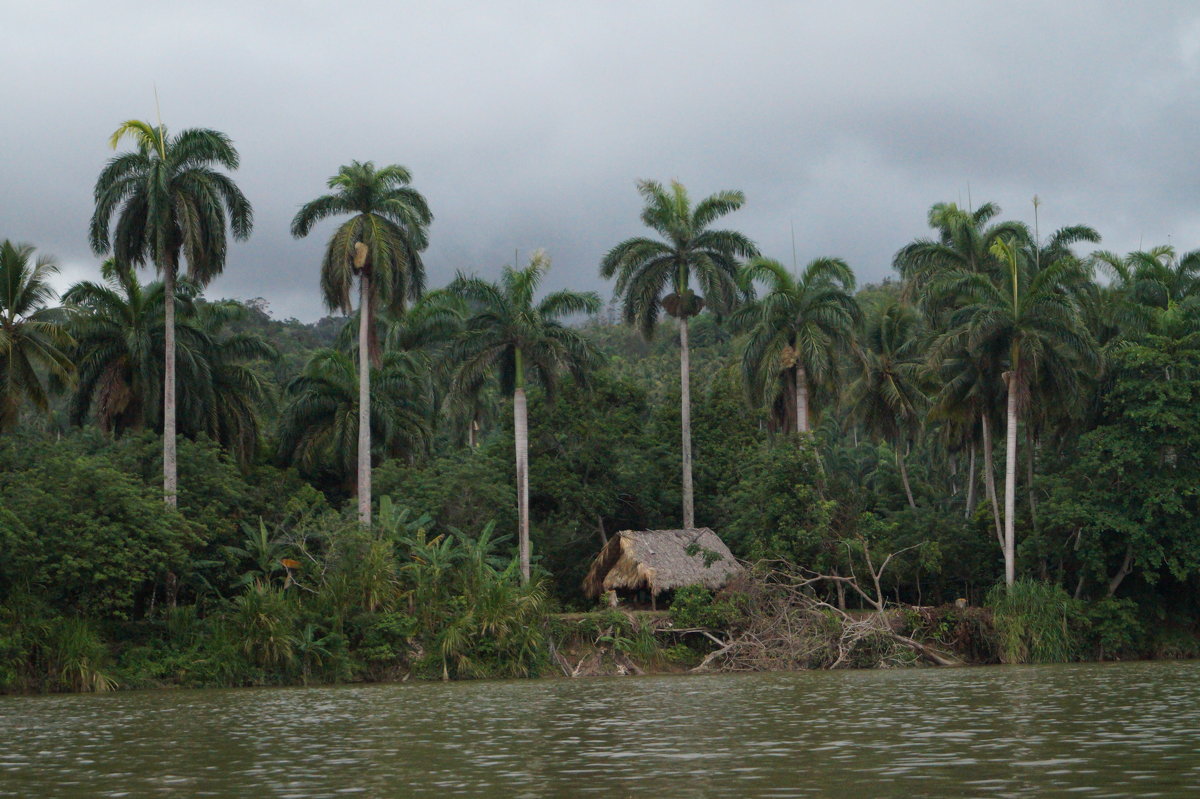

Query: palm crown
[1091,246,1200,339]
[735,256,860,431]
[291,160,432,316]
[600,180,758,336]
[449,251,601,397]
[0,241,74,431]
[63,258,193,432]
[90,121,252,280]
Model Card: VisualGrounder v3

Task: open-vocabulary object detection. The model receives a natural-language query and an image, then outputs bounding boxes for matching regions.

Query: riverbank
[5,581,1198,696]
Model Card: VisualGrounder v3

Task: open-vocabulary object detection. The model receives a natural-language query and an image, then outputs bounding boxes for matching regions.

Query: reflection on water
[2,661,1198,797]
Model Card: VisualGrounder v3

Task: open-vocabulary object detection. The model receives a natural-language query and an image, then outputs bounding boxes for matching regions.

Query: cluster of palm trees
[5,116,1200,592]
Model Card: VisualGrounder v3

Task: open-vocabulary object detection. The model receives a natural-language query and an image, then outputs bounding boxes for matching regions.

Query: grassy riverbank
[5,575,1198,695]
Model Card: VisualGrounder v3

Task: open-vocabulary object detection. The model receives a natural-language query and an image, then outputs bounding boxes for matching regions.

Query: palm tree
[896,201,1031,539]
[600,180,758,528]
[1091,246,1200,339]
[65,264,274,464]
[845,301,929,508]
[734,256,860,434]
[938,238,1097,584]
[63,258,185,433]
[291,161,432,524]
[448,250,600,582]
[277,348,431,490]
[0,241,74,431]
[184,301,277,465]
[895,202,1029,312]
[90,120,253,506]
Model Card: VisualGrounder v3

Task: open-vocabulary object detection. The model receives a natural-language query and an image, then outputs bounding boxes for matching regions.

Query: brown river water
[1,660,1198,797]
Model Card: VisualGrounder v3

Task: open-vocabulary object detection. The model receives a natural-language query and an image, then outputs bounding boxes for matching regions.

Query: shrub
[0,452,194,617]
[669,585,743,630]
[986,580,1085,664]
[229,581,297,672]
[1085,597,1146,660]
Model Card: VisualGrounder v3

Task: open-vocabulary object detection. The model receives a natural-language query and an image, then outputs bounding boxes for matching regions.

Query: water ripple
[1,661,1198,797]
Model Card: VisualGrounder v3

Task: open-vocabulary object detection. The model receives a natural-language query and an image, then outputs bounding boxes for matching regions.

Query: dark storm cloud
[3,1,1200,320]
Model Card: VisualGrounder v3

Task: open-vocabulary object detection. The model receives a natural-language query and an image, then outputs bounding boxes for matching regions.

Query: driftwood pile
[689,564,962,672]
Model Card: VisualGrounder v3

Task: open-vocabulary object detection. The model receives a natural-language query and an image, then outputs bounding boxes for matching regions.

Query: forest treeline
[2,120,1199,691]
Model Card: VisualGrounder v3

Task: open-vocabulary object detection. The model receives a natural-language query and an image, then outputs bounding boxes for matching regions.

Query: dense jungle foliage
[2,128,1199,690]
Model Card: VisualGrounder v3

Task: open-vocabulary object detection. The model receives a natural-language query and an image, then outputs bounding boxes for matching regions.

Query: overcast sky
[3,1,1200,321]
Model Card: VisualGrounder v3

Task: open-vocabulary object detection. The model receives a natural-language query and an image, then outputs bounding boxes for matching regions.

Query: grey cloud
[3,1,1200,320]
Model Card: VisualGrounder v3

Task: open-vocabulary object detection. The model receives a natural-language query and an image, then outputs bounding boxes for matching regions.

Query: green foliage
[0,240,74,432]
[1084,597,1145,660]
[722,438,835,566]
[0,443,193,617]
[0,597,116,693]
[10,188,1200,692]
[277,348,432,486]
[669,586,743,630]
[986,580,1085,664]
[229,581,297,670]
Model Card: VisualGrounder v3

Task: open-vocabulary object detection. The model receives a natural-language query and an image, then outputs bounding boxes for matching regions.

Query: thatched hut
[582,528,740,608]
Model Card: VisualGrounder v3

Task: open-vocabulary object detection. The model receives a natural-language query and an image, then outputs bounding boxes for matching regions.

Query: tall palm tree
[90,120,253,506]
[600,180,757,528]
[939,238,1097,584]
[734,256,860,434]
[277,348,431,490]
[845,301,929,509]
[448,251,600,582]
[0,241,74,432]
[291,161,432,524]
[896,201,1032,540]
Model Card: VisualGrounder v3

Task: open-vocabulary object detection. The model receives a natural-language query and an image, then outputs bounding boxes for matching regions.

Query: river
[2,660,1198,797]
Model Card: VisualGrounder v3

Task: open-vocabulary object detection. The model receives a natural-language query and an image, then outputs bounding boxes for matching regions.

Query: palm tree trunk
[982,411,1003,546]
[897,442,916,509]
[679,316,695,529]
[162,261,177,507]
[514,381,530,584]
[357,273,372,526]
[1026,427,1038,529]
[964,440,977,518]
[1004,376,1018,586]
[366,300,382,369]
[796,364,810,434]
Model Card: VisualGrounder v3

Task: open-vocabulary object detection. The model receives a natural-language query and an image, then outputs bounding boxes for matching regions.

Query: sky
[4,0,1200,322]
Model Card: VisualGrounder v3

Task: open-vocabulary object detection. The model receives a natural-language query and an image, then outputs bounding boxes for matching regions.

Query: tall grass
[986,579,1084,664]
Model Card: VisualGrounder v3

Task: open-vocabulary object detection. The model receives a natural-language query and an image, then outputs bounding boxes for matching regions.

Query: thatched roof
[581,528,741,599]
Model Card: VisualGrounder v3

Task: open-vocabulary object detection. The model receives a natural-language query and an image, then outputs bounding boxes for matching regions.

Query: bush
[0,450,195,617]
[986,580,1085,664]
[0,596,116,693]
[229,581,298,672]
[1084,597,1146,660]
[669,585,743,630]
